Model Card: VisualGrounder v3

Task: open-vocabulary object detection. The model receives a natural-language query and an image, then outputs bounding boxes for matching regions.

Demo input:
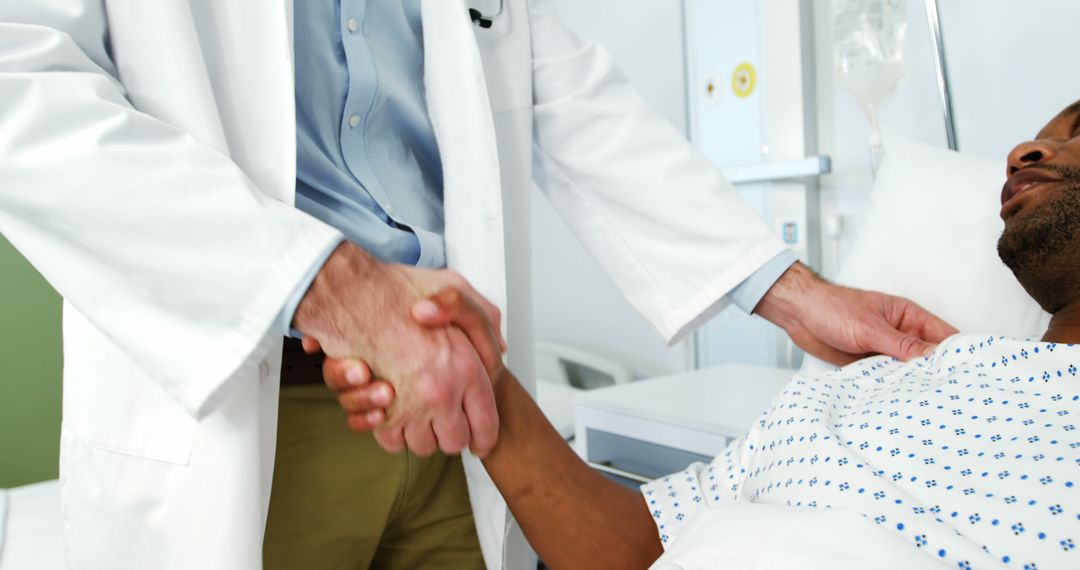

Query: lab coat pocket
[62,306,197,466]
[66,385,197,467]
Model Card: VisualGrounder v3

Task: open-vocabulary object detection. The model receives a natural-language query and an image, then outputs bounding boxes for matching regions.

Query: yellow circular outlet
[731,62,757,98]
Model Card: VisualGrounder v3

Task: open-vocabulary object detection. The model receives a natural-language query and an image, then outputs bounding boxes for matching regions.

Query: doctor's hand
[315,287,509,434]
[754,262,958,365]
[292,242,506,457]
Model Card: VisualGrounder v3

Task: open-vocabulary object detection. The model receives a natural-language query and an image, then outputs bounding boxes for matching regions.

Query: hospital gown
[642,335,1080,569]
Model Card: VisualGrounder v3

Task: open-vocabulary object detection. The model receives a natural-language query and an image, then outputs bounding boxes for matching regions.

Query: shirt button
[348,114,360,128]
[383,203,395,214]
[347,18,359,33]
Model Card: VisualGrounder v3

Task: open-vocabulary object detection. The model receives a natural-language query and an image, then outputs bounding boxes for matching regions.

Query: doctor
[0,1,954,569]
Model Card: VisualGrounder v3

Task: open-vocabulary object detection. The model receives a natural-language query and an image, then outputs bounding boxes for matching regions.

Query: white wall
[812,0,1080,277]
[531,0,693,375]
[939,1,1080,160]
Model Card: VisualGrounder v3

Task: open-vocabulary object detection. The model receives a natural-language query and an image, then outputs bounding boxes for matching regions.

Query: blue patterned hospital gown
[641,335,1079,569]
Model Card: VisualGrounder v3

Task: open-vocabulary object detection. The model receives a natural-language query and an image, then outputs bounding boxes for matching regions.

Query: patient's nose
[1007,140,1057,175]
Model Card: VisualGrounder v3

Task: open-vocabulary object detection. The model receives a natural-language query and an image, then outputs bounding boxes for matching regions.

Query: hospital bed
[0,480,65,570]
[0,137,1050,568]
[589,136,1053,568]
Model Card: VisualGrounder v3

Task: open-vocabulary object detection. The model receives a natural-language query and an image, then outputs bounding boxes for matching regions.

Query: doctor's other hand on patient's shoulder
[754,262,958,365]
[291,242,506,458]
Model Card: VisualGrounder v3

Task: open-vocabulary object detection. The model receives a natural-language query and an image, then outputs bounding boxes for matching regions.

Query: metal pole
[924,0,959,150]
[798,0,822,274]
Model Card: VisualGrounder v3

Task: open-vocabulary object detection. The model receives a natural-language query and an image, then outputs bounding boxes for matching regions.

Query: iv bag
[833,0,907,171]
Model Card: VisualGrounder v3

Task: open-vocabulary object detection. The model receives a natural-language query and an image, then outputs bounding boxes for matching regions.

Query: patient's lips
[1001,168,1064,212]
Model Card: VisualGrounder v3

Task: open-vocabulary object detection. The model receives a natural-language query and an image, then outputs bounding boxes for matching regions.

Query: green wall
[0,235,62,488]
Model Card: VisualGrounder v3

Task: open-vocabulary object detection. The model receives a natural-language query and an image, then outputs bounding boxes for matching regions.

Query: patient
[327,101,1080,569]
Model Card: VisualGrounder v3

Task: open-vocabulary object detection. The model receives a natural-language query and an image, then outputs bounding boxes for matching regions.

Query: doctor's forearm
[482,373,662,569]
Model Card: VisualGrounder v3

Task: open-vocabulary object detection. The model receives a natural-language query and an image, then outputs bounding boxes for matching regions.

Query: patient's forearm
[482,374,663,569]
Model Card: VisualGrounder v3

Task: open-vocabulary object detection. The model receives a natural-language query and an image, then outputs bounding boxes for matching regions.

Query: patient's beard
[998,174,1080,314]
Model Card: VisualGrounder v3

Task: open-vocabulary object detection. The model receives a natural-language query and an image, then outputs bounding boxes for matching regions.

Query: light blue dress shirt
[279,0,443,333]
[279,0,796,334]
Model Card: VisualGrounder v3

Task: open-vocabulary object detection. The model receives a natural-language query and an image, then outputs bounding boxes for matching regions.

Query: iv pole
[924,0,959,151]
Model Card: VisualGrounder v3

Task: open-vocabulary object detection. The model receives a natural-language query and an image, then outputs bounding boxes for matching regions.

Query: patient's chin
[997,184,1080,313]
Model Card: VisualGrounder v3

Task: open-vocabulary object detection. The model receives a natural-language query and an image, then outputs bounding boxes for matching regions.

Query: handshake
[292,242,508,458]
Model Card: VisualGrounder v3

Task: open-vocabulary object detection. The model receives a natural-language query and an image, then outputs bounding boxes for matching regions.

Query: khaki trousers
[263,385,484,569]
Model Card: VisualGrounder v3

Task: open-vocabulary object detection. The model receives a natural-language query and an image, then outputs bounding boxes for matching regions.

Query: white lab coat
[0,0,786,568]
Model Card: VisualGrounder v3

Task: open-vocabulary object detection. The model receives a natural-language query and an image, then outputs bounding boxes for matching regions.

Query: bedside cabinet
[573,364,793,487]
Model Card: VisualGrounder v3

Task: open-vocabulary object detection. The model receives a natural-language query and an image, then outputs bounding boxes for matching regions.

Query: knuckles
[416,371,452,408]
[440,286,464,310]
[451,352,482,384]
[896,335,922,359]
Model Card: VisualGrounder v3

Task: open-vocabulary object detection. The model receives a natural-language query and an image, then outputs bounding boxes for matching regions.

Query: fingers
[403,421,439,457]
[865,318,938,361]
[374,426,406,454]
[322,356,372,391]
[788,325,865,367]
[413,276,507,352]
[462,378,499,458]
[412,296,452,326]
[351,385,471,454]
[877,296,959,360]
[447,277,507,351]
[324,357,393,433]
[891,334,937,361]
[432,409,471,455]
[346,409,387,432]
[337,381,395,414]
[300,336,322,354]
[901,300,959,344]
[412,289,505,379]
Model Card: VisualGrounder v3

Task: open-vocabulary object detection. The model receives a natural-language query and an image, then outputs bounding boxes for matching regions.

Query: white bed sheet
[0,487,7,558]
[649,503,980,570]
[0,480,65,570]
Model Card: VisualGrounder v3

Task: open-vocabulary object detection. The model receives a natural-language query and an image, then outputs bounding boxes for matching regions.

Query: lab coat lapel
[201,0,296,203]
[420,3,511,569]
[420,0,507,311]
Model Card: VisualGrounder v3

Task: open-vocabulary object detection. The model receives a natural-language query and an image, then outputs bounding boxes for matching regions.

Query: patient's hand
[311,349,398,432]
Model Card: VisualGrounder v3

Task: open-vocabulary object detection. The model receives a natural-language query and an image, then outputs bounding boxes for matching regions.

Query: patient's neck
[1043,301,1080,344]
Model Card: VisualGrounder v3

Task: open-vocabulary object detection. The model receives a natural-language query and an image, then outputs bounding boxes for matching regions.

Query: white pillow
[835,137,1050,341]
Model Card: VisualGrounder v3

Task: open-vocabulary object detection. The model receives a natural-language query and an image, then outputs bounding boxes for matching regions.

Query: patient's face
[997,100,1080,313]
